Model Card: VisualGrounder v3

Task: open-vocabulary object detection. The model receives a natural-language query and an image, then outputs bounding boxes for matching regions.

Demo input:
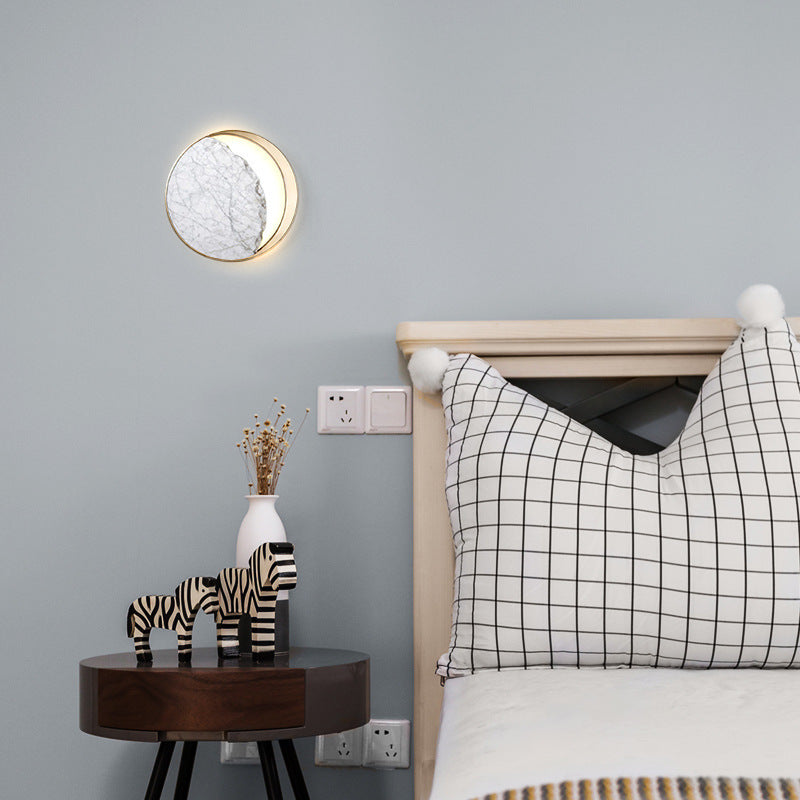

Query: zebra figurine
[216,542,297,661]
[127,576,219,663]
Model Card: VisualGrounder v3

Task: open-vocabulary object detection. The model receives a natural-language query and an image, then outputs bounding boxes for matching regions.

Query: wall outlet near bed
[317,386,366,434]
[315,719,411,769]
[362,719,411,769]
[314,724,364,767]
[220,741,260,765]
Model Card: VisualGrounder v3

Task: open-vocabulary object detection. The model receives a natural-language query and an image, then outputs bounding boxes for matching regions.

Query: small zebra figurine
[127,576,219,663]
[216,542,297,661]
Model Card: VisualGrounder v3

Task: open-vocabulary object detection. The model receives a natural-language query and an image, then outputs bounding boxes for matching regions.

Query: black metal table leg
[144,742,175,800]
[173,741,197,800]
[278,740,310,800]
[257,741,284,800]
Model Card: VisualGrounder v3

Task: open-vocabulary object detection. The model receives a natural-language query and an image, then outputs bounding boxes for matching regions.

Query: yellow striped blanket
[473,777,800,800]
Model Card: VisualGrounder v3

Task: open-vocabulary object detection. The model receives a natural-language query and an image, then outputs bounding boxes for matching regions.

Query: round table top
[80,646,368,671]
[80,647,370,742]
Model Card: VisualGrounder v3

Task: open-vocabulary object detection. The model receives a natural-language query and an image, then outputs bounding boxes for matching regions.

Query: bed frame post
[412,388,453,800]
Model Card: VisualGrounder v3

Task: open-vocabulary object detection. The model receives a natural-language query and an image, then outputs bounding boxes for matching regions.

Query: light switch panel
[365,386,412,434]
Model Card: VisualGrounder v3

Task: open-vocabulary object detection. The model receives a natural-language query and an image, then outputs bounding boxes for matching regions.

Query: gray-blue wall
[4,3,800,797]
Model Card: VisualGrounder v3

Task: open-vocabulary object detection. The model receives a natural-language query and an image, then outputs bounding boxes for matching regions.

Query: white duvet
[430,668,800,800]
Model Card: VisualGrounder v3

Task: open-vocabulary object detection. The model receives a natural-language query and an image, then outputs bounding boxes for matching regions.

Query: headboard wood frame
[396,316,800,800]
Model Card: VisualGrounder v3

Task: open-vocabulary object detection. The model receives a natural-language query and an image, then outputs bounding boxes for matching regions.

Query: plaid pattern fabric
[438,320,800,676]
[471,777,800,800]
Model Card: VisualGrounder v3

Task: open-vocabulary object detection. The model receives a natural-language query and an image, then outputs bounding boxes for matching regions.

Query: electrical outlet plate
[362,719,411,769]
[220,741,260,765]
[314,725,364,767]
[317,386,366,434]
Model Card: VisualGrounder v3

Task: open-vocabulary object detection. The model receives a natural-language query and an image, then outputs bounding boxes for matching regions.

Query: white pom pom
[408,347,450,393]
[736,284,785,328]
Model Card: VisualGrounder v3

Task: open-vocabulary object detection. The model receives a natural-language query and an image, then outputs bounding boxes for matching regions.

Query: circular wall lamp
[165,130,298,262]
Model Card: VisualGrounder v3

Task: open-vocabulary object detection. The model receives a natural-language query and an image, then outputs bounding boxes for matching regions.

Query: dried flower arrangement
[237,398,310,495]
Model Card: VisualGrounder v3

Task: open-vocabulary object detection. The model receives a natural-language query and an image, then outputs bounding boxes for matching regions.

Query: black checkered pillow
[436,317,800,677]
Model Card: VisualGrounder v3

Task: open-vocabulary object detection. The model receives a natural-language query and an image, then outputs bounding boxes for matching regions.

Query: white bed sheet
[430,668,800,800]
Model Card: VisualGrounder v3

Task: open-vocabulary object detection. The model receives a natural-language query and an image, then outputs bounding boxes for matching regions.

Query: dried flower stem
[237,401,310,495]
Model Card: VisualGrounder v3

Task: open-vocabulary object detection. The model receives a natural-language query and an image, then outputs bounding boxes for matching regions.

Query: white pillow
[431,302,800,677]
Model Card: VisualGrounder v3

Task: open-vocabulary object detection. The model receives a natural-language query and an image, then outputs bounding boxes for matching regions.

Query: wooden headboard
[396,316,800,800]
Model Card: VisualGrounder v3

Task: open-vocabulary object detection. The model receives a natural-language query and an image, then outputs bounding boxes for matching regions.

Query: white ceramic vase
[236,494,287,567]
[235,494,290,654]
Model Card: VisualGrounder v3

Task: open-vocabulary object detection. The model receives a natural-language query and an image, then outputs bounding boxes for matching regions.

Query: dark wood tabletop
[80,647,369,743]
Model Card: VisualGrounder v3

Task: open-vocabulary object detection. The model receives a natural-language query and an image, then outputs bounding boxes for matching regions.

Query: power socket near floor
[220,741,260,764]
[362,719,411,769]
[314,724,364,767]
[315,719,410,769]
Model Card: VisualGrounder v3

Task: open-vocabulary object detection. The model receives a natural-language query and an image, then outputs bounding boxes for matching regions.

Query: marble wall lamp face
[165,131,298,261]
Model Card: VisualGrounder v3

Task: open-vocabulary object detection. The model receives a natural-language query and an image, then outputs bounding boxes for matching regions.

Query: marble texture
[166,137,267,260]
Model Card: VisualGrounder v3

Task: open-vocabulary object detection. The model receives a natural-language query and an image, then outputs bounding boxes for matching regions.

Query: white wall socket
[362,719,411,769]
[317,386,366,434]
[314,724,364,767]
[315,719,411,769]
[317,385,412,434]
[220,741,260,765]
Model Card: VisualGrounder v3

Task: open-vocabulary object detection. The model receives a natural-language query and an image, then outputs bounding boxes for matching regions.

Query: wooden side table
[80,647,369,800]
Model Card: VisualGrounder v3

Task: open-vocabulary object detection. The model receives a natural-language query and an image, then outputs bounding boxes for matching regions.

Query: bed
[396,301,800,800]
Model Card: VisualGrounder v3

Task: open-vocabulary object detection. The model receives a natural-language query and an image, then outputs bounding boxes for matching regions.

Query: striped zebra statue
[216,541,297,661]
[127,576,219,663]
